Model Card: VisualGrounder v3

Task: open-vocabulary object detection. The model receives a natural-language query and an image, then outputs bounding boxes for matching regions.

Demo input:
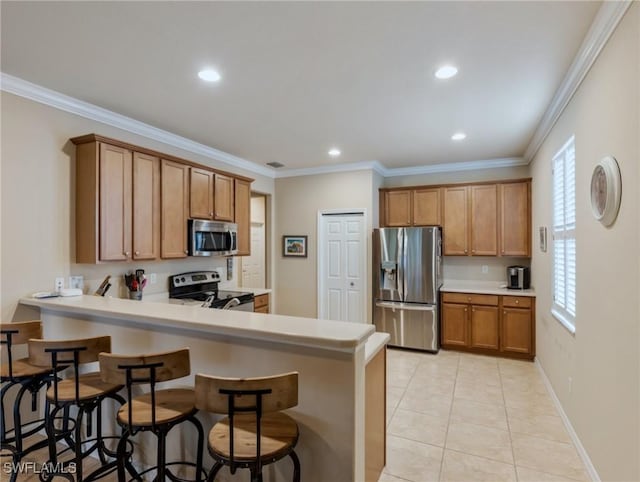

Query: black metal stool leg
[187,415,205,481]
[74,406,85,481]
[11,382,32,456]
[207,462,224,482]
[116,429,131,482]
[156,429,167,482]
[290,450,301,482]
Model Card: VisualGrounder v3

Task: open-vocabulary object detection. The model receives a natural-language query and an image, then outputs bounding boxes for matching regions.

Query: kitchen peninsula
[19,295,388,482]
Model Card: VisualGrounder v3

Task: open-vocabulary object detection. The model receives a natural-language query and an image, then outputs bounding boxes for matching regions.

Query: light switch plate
[69,276,84,290]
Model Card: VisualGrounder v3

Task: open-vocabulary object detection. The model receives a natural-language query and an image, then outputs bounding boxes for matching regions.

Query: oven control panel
[170,271,221,288]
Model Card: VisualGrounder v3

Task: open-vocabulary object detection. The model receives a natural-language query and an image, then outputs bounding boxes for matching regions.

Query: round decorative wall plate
[590,156,621,226]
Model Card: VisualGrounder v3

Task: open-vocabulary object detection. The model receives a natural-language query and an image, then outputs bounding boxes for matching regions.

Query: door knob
[350,282,355,287]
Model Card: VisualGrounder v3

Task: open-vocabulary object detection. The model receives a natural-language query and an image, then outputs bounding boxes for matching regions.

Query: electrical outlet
[69,276,84,290]
[149,273,157,285]
[481,265,489,274]
[55,277,65,292]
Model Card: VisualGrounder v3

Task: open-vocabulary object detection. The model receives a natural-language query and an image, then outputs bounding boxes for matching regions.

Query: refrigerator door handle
[397,228,405,301]
[375,301,436,311]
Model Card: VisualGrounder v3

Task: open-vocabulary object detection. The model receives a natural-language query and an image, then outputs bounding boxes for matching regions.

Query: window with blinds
[552,136,576,333]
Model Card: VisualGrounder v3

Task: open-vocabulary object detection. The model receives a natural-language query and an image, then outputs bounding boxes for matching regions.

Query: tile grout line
[498,361,520,482]
[437,351,460,481]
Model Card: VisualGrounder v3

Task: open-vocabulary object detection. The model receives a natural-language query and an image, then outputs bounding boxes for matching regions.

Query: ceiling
[1,1,601,172]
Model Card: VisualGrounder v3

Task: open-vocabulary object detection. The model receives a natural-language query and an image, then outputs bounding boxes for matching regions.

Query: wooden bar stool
[194,372,301,482]
[0,321,56,482]
[99,348,205,482]
[28,336,131,481]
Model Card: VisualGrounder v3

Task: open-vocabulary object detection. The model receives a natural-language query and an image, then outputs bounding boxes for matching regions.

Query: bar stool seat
[208,412,299,462]
[45,371,122,402]
[116,388,197,426]
[0,358,51,378]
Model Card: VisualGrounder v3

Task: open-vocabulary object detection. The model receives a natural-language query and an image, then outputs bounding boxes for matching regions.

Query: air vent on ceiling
[266,161,285,168]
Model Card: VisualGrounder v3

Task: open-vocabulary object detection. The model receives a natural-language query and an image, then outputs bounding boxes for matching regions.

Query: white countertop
[441,280,536,297]
[365,332,390,364]
[20,295,374,352]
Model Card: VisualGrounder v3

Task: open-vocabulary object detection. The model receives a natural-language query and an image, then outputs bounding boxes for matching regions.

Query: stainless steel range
[169,271,254,311]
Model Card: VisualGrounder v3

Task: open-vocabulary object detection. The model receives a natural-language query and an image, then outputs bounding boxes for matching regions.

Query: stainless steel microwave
[188,219,238,257]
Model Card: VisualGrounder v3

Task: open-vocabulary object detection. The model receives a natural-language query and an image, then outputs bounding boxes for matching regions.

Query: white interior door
[319,212,366,323]
[241,223,265,288]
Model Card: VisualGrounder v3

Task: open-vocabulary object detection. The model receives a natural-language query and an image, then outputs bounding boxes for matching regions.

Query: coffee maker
[507,266,530,290]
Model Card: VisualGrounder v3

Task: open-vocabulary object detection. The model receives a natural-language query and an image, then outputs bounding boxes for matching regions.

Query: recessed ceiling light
[328,148,341,157]
[451,132,467,141]
[198,69,221,82]
[435,65,458,80]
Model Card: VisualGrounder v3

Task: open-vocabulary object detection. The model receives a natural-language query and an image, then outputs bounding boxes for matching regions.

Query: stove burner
[168,271,254,309]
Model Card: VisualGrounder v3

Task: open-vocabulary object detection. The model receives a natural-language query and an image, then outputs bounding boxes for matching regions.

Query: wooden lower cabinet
[365,348,386,482]
[470,306,499,350]
[441,303,468,346]
[441,292,535,359]
[254,293,270,313]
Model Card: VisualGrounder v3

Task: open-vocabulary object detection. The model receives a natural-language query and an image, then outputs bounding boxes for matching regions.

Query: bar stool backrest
[1,321,42,379]
[28,336,112,367]
[194,372,298,414]
[98,348,191,386]
[27,336,112,404]
[99,348,191,431]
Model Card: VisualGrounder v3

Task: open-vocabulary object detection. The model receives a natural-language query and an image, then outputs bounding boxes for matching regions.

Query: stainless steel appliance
[188,219,238,257]
[373,227,442,352]
[169,271,254,311]
[507,266,530,290]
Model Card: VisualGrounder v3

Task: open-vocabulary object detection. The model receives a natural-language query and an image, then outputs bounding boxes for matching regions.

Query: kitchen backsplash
[443,256,531,283]
[71,256,237,299]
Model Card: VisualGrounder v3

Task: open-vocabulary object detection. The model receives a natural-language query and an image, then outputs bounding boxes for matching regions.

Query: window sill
[551,308,576,335]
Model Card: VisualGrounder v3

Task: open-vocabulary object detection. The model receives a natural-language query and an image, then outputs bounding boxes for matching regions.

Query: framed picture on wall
[283,235,308,258]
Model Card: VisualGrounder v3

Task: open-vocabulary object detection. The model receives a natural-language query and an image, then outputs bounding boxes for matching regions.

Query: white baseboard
[534,358,600,482]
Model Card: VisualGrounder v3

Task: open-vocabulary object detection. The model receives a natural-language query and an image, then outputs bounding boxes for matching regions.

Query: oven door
[189,220,238,256]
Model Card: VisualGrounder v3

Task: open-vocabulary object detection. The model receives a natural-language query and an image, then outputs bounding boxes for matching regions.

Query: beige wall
[274,170,376,320]
[530,5,639,481]
[0,92,275,321]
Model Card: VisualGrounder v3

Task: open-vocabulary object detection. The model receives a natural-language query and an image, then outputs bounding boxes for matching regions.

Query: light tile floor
[381,348,590,482]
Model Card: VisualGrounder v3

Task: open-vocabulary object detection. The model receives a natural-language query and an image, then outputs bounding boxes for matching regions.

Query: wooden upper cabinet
[214,174,234,222]
[442,186,469,255]
[234,179,251,256]
[190,167,214,220]
[413,188,441,226]
[500,181,531,256]
[384,190,412,226]
[470,184,498,256]
[161,160,189,258]
[99,143,133,261]
[132,152,160,260]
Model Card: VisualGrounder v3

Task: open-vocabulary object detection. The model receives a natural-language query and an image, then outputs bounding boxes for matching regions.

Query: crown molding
[275,157,527,179]
[0,72,276,178]
[524,0,632,161]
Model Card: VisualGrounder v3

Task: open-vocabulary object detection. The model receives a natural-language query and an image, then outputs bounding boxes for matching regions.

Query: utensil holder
[129,291,143,301]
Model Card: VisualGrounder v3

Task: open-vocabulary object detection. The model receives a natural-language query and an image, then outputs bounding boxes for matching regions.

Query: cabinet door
[442,186,469,255]
[500,182,530,256]
[190,168,214,219]
[99,143,132,261]
[214,174,234,221]
[441,303,468,346]
[501,307,532,354]
[161,160,189,258]
[235,179,251,256]
[132,152,160,260]
[470,184,498,256]
[384,190,412,226]
[470,305,499,350]
[413,188,441,226]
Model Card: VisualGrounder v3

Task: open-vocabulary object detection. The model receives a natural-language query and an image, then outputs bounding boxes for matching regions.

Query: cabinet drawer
[254,305,269,314]
[254,293,269,309]
[441,292,498,306]
[502,296,532,308]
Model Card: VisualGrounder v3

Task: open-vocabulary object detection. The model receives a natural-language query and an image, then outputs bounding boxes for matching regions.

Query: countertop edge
[365,332,390,364]
[441,281,536,297]
[20,296,373,353]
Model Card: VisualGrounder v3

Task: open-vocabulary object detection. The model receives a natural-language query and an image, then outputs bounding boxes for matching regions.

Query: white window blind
[552,136,576,333]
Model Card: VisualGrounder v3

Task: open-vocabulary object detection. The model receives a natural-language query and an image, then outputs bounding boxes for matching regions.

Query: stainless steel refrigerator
[373,227,442,352]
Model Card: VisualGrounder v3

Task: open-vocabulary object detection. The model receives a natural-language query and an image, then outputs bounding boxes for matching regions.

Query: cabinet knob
[464,308,468,312]
[124,251,130,257]
[135,251,140,256]
[472,249,475,253]
[515,300,519,304]
[504,311,507,315]
[464,249,468,254]
[467,297,471,301]
[184,250,188,254]
[472,308,475,312]
[210,212,214,217]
